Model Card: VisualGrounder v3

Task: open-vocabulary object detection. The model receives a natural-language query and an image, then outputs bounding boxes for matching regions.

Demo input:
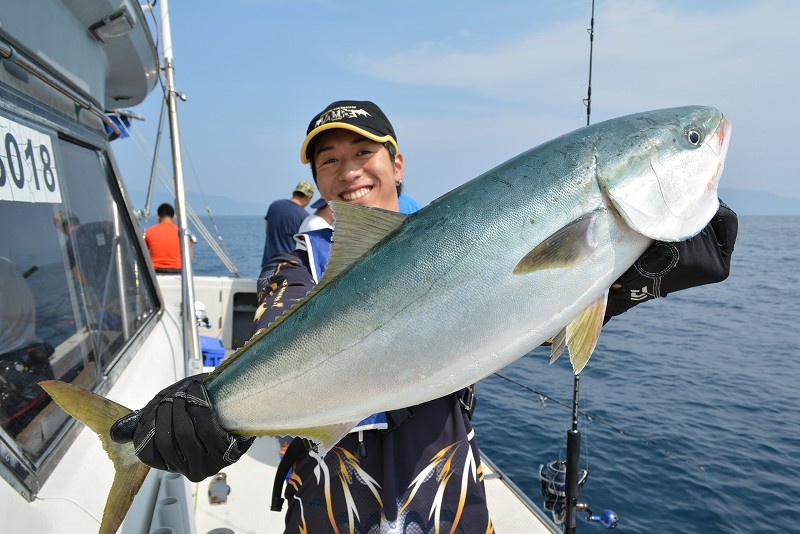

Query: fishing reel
[539,460,618,528]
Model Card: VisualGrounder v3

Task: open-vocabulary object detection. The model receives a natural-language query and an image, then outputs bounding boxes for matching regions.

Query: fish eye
[684,126,704,147]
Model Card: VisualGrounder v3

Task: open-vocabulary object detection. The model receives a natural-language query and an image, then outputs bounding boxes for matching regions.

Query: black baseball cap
[300,100,398,164]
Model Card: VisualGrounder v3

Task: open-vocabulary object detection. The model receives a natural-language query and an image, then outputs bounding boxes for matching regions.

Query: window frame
[0,81,164,500]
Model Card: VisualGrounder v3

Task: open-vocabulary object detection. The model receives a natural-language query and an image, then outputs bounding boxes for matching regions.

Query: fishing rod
[583,0,595,128]
[538,2,617,531]
[562,1,596,529]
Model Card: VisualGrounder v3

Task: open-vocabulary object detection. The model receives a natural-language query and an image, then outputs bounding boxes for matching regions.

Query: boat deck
[192,436,559,533]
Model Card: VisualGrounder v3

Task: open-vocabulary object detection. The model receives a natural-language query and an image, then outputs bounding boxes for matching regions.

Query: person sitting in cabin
[144,202,189,274]
[0,258,54,437]
[110,100,738,533]
[53,210,122,330]
[54,210,115,291]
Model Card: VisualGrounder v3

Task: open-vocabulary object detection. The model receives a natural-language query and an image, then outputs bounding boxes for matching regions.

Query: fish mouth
[711,115,731,156]
[707,115,731,191]
[720,116,731,154]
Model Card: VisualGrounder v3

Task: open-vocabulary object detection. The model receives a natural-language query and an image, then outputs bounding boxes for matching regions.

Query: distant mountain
[128,189,266,217]
[127,187,799,218]
[718,187,800,216]
[185,192,266,216]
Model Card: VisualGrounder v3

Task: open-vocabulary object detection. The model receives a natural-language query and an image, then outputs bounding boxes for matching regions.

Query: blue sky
[114,0,799,215]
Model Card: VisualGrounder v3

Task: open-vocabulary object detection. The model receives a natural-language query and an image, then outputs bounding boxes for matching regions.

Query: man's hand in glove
[110,374,254,482]
[606,200,738,318]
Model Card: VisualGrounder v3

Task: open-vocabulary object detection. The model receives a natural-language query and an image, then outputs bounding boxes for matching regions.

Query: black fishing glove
[110,374,254,482]
[605,200,738,318]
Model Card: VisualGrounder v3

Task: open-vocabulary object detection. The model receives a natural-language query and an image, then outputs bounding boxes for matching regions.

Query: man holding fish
[109,100,737,532]
[44,100,738,534]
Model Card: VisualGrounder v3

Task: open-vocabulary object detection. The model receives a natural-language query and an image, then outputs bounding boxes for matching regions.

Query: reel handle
[587,509,618,529]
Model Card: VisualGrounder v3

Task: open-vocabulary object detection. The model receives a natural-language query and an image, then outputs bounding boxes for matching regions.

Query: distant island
[714,188,799,216]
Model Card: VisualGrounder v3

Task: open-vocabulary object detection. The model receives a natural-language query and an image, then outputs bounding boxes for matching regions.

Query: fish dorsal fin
[566,291,608,374]
[513,213,597,274]
[323,201,407,281]
[209,203,408,380]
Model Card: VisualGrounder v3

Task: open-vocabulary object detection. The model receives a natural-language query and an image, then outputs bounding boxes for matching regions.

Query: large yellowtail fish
[42,105,730,533]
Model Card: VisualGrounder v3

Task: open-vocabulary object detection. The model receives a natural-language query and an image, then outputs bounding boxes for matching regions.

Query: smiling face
[312,129,403,212]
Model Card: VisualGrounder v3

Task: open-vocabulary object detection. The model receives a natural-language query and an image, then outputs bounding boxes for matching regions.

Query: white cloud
[347,1,800,199]
[114,0,800,211]
[350,17,588,106]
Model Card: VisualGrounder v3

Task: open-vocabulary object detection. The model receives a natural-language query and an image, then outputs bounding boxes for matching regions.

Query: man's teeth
[342,187,370,201]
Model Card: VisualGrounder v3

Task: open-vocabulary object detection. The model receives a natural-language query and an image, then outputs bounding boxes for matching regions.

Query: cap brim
[300,123,398,164]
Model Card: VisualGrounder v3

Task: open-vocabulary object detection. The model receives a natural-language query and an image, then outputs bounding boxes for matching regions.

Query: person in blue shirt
[398,192,422,214]
[260,181,314,268]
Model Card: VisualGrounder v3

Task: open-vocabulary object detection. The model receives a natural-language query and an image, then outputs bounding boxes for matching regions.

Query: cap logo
[315,106,371,128]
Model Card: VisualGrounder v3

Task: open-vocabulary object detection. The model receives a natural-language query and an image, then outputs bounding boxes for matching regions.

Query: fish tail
[39,380,151,534]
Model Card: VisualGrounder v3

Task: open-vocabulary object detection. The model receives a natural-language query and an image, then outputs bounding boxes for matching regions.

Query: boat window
[0,111,158,468]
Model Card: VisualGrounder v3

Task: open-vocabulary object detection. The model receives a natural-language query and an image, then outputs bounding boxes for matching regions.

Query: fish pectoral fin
[39,380,150,534]
[549,328,567,364]
[565,291,608,374]
[513,213,598,275]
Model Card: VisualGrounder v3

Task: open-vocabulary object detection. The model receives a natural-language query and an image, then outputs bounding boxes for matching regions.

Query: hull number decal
[0,114,62,204]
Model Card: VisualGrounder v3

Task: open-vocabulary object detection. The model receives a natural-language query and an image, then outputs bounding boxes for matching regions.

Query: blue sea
[191,214,800,534]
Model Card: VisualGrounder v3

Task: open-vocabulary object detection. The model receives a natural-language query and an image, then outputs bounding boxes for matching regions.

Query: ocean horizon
[135,187,800,220]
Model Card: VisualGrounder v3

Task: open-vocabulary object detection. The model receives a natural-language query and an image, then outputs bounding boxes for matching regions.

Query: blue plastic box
[200,336,225,367]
